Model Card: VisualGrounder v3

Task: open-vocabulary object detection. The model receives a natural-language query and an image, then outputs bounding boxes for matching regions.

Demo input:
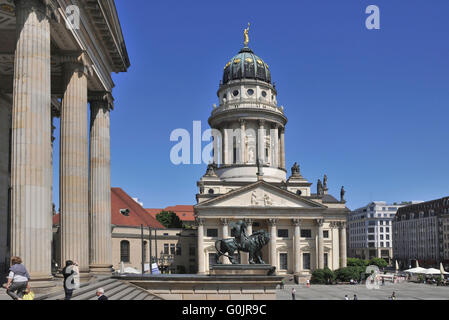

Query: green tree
[368,257,388,268]
[347,258,369,267]
[156,211,183,228]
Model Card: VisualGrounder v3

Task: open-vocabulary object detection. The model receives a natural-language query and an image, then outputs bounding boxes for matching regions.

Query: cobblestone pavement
[277,283,449,300]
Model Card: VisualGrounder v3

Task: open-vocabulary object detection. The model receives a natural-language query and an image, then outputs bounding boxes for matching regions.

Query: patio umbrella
[423,268,445,275]
[395,260,399,271]
[416,260,420,268]
[404,267,427,274]
[440,263,447,275]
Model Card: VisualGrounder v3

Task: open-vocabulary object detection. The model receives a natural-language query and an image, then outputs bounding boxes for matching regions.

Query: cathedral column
[212,128,219,164]
[339,222,347,268]
[257,120,265,164]
[222,127,229,165]
[316,219,324,269]
[59,53,90,278]
[280,127,286,170]
[293,219,301,274]
[197,218,206,274]
[242,218,253,264]
[10,0,53,283]
[239,120,246,164]
[220,218,231,264]
[271,124,279,167]
[268,219,278,270]
[88,93,113,274]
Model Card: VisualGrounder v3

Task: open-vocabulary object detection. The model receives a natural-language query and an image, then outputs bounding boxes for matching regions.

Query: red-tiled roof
[145,205,195,222]
[53,188,165,229]
[111,188,164,228]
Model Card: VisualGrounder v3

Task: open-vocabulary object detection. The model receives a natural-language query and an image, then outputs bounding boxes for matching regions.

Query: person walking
[5,256,30,300]
[344,295,349,300]
[390,292,396,300]
[291,288,296,300]
[96,288,108,300]
[306,279,310,288]
[353,294,358,300]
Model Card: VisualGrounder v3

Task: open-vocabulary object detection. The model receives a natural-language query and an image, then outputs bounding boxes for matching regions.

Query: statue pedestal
[210,264,276,276]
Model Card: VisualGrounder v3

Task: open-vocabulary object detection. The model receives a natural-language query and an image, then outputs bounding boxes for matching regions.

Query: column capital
[258,119,266,127]
[279,126,285,134]
[316,219,324,227]
[292,218,301,226]
[271,123,280,129]
[268,218,279,226]
[196,217,205,226]
[220,218,229,226]
[239,119,247,126]
[88,91,114,110]
[338,221,347,229]
[14,0,60,22]
[59,51,93,77]
[244,218,253,226]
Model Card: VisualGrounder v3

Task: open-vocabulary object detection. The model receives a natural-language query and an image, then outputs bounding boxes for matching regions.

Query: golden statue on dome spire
[243,22,250,47]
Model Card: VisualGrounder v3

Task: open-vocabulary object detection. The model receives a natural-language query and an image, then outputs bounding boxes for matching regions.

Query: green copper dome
[222,47,271,85]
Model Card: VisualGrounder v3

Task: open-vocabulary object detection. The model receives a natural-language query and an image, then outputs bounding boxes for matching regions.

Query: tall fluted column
[271,124,279,167]
[220,218,231,264]
[293,219,301,274]
[89,93,113,274]
[280,128,286,169]
[197,218,205,274]
[10,0,53,283]
[317,219,324,269]
[257,120,265,164]
[212,127,219,164]
[60,54,90,277]
[268,219,278,271]
[239,120,246,164]
[222,127,228,165]
[339,222,347,268]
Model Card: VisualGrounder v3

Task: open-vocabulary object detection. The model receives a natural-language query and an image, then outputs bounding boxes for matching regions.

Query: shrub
[311,268,335,284]
[368,257,388,269]
[335,266,365,282]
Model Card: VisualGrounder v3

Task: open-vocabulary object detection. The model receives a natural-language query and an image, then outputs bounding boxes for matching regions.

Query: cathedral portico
[0,0,129,284]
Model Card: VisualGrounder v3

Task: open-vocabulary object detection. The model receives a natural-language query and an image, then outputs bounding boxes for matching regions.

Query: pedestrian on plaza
[390,292,396,300]
[96,288,108,300]
[280,280,285,289]
[306,279,310,288]
[381,277,385,286]
[291,288,296,300]
[62,260,79,300]
[353,294,358,300]
[5,256,30,300]
[344,295,349,300]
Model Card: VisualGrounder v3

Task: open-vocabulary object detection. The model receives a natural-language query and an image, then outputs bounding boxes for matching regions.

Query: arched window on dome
[244,57,255,78]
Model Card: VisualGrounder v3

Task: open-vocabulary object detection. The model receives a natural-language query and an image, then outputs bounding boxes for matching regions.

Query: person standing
[5,256,30,300]
[353,294,358,300]
[96,288,108,300]
[344,295,349,300]
[291,288,296,300]
[62,260,78,300]
[390,292,396,300]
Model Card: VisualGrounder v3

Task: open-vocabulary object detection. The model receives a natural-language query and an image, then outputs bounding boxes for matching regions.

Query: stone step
[133,292,151,300]
[119,288,143,301]
[109,286,137,300]
[36,277,116,300]
[72,280,125,300]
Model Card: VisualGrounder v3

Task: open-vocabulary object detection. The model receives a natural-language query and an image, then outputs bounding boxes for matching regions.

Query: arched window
[143,241,148,262]
[120,240,130,263]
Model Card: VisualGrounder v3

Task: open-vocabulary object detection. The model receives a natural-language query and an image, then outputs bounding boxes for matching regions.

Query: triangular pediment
[196,181,326,209]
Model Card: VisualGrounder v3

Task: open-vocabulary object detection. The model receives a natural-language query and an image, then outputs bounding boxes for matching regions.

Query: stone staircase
[35,276,162,300]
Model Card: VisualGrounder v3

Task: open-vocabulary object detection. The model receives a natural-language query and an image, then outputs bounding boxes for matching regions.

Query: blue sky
[53,0,449,210]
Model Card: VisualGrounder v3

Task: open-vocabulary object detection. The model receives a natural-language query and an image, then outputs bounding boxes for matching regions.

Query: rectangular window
[280,253,288,270]
[164,243,169,254]
[303,253,311,270]
[386,235,390,240]
[207,229,218,237]
[380,235,384,240]
[170,243,175,255]
[208,253,218,269]
[120,241,130,263]
[323,230,329,238]
[380,227,383,232]
[368,228,375,233]
[386,242,390,247]
[278,229,288,238]
[386,227,390,232]
[324,253,328,268]
[368,235,375,240]
[301,229,312,238]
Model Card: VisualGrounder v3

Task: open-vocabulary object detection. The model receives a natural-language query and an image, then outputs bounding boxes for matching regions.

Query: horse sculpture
[214,229,270,264]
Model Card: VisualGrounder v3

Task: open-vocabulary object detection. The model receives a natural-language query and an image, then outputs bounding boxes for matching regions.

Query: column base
[89,264,113,274]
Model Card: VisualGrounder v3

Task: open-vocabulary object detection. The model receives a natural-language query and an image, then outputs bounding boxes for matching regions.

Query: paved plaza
[277,283,449,300]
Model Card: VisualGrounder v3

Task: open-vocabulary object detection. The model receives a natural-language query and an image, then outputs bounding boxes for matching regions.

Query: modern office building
[348,201,412,261]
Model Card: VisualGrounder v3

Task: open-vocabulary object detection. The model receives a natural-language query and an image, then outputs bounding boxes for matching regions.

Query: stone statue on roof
[317,179,323,196]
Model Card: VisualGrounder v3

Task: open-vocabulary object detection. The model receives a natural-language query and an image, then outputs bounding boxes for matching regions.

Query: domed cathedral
[194,25,349,279]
